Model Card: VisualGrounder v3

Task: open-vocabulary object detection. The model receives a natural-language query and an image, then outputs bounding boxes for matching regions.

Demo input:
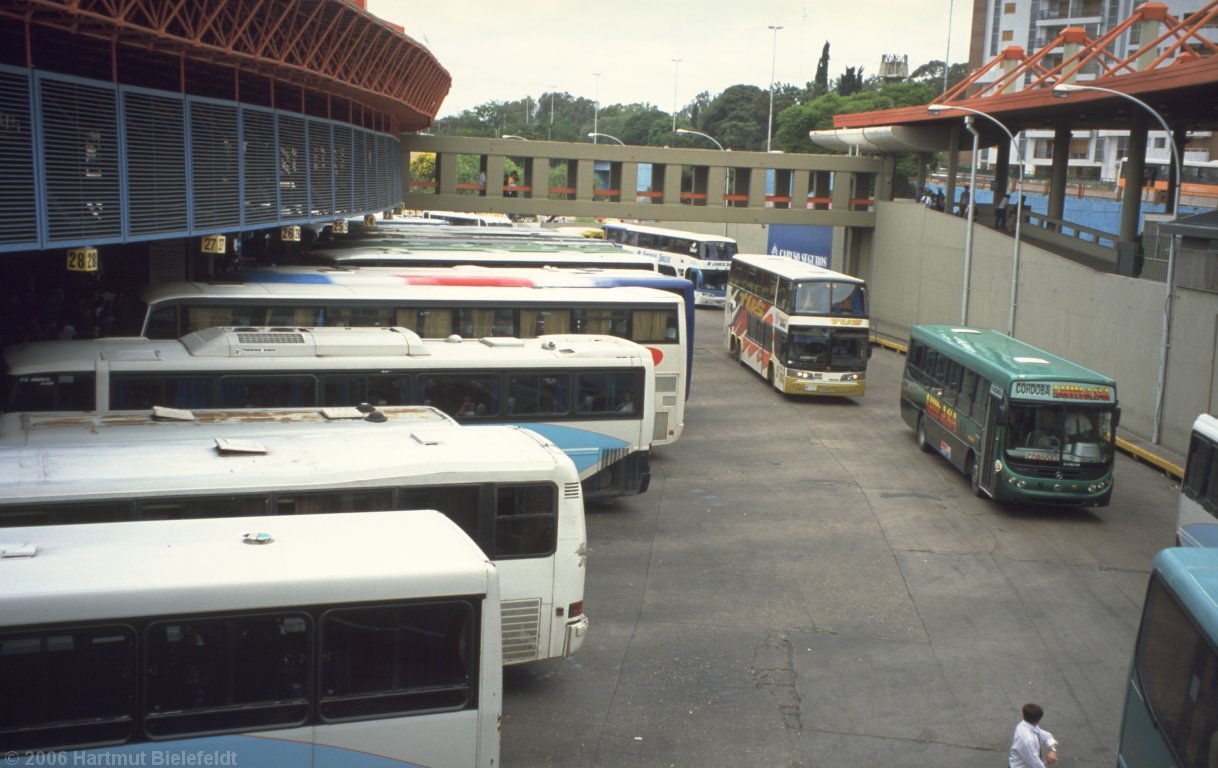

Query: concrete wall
[865,199,1217,453]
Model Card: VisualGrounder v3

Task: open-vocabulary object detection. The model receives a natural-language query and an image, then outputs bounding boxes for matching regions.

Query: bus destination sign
[1012,381,1114,403]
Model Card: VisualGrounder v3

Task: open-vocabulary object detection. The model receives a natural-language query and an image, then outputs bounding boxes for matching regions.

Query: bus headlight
[795,371,810,379]
[841,373,856,381]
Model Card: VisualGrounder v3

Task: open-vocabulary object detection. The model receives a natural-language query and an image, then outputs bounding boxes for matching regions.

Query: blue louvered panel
[307,120,333,216]
[0,68,37,250]
[123,89,187,237]
[352,129,368,212]
[242,107,278,226]
[39,76,122,245]
[373,133,388,209]
[277,113,307,221]
[189,99,240,232]
[333,123,353,215]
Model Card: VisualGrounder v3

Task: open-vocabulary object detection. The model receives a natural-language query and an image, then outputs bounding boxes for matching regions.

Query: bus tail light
[567,600,584,619]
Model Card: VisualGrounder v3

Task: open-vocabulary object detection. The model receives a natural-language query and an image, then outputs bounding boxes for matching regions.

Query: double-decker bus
[1177,413,1218,547]
[0,510,502,766]
[0,406,587,665]
[725,253,869,397]
[138,272,692,440]
[1116,547,1218,768]
[2,328,655,498]
[600,222,738,307]
[900,325,1119,505]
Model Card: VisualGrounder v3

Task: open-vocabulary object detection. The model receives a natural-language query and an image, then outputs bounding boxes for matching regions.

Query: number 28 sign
[66,247,98,272]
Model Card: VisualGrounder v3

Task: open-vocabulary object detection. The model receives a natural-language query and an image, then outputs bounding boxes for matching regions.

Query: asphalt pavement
[500,308,1181,768]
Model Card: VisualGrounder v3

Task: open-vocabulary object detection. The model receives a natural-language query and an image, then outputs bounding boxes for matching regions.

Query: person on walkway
[995,191,1010,230]
[1009,702,1058,768]
[957,184,971,218]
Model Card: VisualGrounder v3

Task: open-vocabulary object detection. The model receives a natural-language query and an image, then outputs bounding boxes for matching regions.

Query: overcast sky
[366,0,975,118]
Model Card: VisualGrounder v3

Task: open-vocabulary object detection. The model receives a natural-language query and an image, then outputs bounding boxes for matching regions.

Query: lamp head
[1051,83,1077,99]
[927,104,948,115]
[675,128,690,134]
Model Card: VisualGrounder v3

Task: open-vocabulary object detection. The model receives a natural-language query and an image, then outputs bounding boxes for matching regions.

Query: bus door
[977,386,1005,493]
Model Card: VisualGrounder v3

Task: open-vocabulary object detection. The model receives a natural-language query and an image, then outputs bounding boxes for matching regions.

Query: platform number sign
[66,247,98,272]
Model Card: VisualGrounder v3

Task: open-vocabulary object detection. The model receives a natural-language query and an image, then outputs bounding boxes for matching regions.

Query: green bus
[900,325,1119,506]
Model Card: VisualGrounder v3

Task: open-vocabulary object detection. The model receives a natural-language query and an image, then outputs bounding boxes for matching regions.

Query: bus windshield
[1004,404,1115,464]
[793,281,867,316]
[786,328,870,369]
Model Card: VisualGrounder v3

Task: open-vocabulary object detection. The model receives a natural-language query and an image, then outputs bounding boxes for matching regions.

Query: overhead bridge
[401,135,884,228]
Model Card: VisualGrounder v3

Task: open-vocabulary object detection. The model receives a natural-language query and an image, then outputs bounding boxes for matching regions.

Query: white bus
[1177,413,1218,547]
[601,222,738,307]
[0,406,587,665]
[725,254,870,396]
[0,510,501,766]
[2,328,656,498]
[138,274,690,443]
[308,244,659,271]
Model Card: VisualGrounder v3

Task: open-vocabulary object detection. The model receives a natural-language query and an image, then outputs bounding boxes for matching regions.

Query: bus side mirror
[1113,406,1121,430]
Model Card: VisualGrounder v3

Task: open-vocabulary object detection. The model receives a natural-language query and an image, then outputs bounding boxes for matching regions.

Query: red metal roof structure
[0,0,451,132]
[832,0,1218,137]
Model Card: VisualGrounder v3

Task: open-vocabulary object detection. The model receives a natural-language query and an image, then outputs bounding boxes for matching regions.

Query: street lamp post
[671,58,683,132]
[593,72,602,144]
[587,132,625,145]
[675,128,729,235]
[767,25,783,152]
[548,85,557,141]
[929,103,1025,337]
[1054,82,1182,444]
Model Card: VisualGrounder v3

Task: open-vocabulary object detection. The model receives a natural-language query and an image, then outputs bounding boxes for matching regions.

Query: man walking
[1010,702,1058,768]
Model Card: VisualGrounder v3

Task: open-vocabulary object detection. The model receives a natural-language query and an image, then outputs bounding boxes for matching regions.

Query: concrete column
[707,166,727,206]
[915,154,928,196]
[791,169,810,208]
[1137,10,1166,70]
[831,171,851,210]
[1120,112,1149,243]
[1048,117,1071,222]
[576,159,595,200]
[663,163,683,205]
[620,162,638,204]
[945,124,961,213]
[994,141,1010,200]
[527,157,547,199]
[438,151,462,196]
[875,157,894,202]
[748,168,767,208]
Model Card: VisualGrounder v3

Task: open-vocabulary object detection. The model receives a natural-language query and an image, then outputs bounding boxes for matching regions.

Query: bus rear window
[7,374,96,411]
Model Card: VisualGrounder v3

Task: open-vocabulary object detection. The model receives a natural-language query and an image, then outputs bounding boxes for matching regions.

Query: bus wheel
[967,453,983,496]
[731,337,741,363]
[766,365,775,386]
[916,416,932,453]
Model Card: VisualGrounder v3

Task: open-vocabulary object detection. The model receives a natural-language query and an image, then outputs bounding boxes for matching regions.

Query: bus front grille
[501,598,542,664]
[652,411,669,442]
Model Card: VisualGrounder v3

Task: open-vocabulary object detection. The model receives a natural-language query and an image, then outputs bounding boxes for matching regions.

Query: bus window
[574,308,628,336]
[0,625,137,749]
[521,309,572,336]
[140,495,268,520]
[319,602,474,719]
[276,489,395,515]
[218,375,317,408]
[494,484,557,558]
[1183,433,1212,504]
[7,374,96,411]
[417,374,500,419]
[794,282,830,314]
[575,372,637,414]
[506,373,570,416]
[831,283,867,316]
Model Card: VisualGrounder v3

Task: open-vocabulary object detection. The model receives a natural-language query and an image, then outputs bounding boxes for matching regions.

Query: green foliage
[813,42,830,97]
[409,152,435,182]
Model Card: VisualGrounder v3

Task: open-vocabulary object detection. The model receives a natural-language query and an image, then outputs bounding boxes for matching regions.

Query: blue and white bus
[3,328,656,498]
[601,222,738,307]
[0,510,501,766]
[1116,546,1218,768]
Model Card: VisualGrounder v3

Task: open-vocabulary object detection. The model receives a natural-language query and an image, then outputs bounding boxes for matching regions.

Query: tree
[698,84,766,150]
[836,67,866,96]
[813,42,830,96]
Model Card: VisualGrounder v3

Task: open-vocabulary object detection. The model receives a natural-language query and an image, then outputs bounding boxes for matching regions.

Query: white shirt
[1009,719,1057,768]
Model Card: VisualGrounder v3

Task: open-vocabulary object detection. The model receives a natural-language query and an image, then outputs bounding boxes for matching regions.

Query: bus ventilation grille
[235,331,306,345]
[501,598,542,664]
[655,374,678,393]
[564,483,582,500]
[652,412,669,442]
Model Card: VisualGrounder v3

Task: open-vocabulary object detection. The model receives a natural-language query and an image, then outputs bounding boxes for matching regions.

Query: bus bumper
[997,472,1114,506]
[564,614,589,657]
[783,377,866,397]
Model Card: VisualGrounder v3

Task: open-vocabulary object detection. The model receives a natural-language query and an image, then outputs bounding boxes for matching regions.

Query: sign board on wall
[766,224,832,268]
